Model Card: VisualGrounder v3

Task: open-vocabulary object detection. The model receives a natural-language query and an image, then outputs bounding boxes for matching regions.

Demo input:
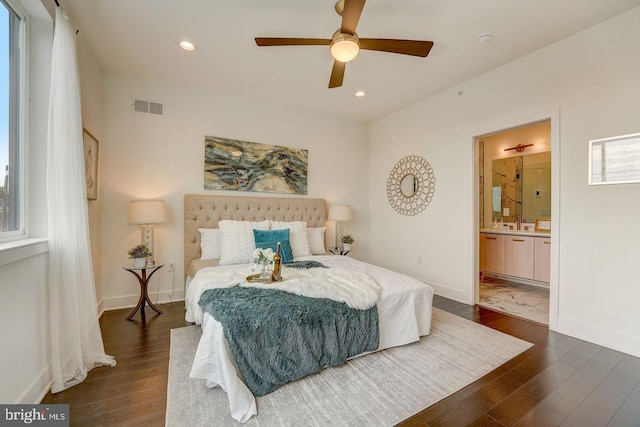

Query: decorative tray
[246,274,283,284]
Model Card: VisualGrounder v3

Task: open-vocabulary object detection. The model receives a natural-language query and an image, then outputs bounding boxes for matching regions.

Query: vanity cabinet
[504,236,534,279]
[479,233,504,273]
[480,231,550,283]
[534,237,551,282]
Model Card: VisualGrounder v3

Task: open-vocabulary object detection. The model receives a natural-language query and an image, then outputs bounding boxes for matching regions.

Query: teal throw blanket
[285,260,328,269]
[199,286,379,396]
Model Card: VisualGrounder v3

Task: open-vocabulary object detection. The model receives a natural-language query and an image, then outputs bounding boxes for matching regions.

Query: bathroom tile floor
[479,278,549,325]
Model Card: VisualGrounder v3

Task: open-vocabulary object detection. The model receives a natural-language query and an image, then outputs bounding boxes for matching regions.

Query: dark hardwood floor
[41,297,640,426]
[41,302,191,427]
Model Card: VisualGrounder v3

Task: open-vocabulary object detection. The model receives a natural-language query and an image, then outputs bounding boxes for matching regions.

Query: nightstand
[122,262,164,321]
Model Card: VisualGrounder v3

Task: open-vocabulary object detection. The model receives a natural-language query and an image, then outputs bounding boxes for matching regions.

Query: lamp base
[141,224,155,266]
[335,221,344,252]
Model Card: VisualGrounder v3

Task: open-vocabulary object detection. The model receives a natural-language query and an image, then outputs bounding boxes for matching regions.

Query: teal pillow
[253,229,294,263]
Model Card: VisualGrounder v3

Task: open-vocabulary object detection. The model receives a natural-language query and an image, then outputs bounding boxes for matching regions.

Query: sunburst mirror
[386,155,436,216]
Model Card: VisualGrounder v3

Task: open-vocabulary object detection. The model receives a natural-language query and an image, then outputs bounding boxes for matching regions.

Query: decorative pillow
[198,228,222,260]
[218,220,271,265]
[253,229,294,263]
[271,221,311,258]
[307,227,327,255]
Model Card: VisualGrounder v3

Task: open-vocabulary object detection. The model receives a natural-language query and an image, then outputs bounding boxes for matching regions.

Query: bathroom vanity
[480,229,550,284]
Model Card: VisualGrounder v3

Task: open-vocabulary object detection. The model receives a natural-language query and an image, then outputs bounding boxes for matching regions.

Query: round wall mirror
[400,174,417,197]
[386,155,436,216]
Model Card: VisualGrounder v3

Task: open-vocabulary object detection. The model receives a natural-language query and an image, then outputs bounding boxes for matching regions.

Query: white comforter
[185,263,382,323]
[185,255,434,423]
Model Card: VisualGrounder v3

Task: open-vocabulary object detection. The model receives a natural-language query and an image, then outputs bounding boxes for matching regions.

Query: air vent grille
[132,98,165,117]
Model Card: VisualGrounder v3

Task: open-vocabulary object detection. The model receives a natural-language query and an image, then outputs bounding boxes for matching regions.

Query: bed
[183,194,434,422]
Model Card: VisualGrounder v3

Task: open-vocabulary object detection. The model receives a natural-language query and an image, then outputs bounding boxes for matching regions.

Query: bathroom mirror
[491,151,551,224]
[400,174,417,197]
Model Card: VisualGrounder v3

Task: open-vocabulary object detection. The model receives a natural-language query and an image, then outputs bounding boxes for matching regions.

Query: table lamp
[128,199,168,266]
[328,205,352,251]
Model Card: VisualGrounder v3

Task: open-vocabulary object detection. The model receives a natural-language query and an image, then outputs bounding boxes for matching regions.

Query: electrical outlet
[167,261,175,272]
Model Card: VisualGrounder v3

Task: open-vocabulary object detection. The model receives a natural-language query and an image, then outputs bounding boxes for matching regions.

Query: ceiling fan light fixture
[330,32,360,62]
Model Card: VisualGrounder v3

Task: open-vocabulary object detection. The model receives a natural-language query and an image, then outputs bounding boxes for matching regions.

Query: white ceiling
[63,0,640,123]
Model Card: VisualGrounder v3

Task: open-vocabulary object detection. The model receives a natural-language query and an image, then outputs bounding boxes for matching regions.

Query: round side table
[122,262,165,321]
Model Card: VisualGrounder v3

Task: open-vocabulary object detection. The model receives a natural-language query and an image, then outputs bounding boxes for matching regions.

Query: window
[589,133,640,185]
[0,0,24,240]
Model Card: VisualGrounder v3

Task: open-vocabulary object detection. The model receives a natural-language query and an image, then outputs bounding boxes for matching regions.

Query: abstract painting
[204,136,308,194]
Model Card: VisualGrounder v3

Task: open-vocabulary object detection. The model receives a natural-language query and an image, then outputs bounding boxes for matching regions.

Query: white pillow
[307,227,327,255]
[271,221,311,258]
[198,228,222,260]
[218,220,271,265]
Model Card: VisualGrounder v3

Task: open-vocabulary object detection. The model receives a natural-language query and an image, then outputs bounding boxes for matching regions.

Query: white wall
[368,6,640,356]
[0,13,52,403]
[99,71,369,310]
[76,26,104,311]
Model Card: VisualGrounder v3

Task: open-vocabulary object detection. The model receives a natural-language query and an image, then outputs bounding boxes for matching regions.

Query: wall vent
[132,98,165,117]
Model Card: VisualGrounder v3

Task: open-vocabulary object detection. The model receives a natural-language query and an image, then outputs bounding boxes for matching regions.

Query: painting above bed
[204,135,308,194]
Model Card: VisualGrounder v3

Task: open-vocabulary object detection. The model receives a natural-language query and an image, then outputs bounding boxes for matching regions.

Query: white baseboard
[424,280,473,305]
[557,316,640,358]
[17,365,51,404]
[102,289,185,311]
[97,299,104,318]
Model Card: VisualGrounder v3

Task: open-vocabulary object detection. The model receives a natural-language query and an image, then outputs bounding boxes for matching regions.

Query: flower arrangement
[253,247,275,263]
[127,244,152,259]
[341,234,354,245]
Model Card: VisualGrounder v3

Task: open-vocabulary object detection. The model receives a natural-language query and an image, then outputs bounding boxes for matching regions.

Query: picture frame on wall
[535,218,551,232]
[83,128,99,201]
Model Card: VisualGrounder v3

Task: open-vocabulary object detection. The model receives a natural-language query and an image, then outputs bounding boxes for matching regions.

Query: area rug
[166,308,532,426]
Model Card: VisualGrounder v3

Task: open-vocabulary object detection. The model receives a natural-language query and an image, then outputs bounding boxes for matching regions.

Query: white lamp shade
[128,200,168,224]
[328,205,352,222]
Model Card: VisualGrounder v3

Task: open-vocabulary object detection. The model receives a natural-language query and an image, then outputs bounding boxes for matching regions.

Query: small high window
[590,133,640,185]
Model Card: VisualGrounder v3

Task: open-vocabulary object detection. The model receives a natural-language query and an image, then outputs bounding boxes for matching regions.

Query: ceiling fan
[255,0,434,89]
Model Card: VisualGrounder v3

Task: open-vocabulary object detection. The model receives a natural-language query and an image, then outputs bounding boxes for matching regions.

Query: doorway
[476,120,551,325]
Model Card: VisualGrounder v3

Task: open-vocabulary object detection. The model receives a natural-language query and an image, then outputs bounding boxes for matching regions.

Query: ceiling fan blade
[329,60,346,88]
[255,37,331,47]
[341,0,366,35]
[359,39,434,57]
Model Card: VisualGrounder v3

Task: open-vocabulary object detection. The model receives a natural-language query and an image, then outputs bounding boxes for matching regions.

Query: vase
[259,260,272,281]
[134,257,146,268]
[343,244,352,252]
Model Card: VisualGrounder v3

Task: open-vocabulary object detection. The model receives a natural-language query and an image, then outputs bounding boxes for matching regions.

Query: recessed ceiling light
[476,33,493,46]
[179,41,195,51]
[355,91,366,97]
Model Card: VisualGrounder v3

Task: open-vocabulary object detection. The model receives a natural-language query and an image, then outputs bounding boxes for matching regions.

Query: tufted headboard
[184,194,326,279]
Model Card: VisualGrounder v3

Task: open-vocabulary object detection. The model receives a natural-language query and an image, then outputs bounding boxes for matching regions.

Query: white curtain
[47,7,115,394]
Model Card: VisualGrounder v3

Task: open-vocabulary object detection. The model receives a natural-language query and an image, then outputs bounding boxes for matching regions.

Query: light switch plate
[503,207,509,217]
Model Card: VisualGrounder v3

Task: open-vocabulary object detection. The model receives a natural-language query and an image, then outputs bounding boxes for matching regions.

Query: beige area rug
[166,308,532,426]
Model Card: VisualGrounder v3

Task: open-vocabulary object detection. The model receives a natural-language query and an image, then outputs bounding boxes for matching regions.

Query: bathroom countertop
[480,228,551,238]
